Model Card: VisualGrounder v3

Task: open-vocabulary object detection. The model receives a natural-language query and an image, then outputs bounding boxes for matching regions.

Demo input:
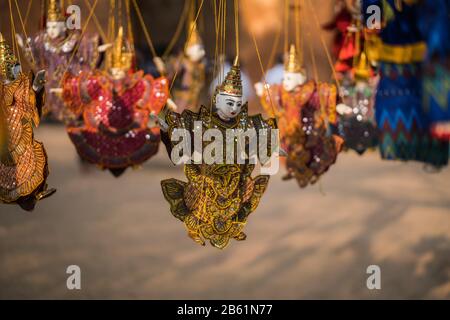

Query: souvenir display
[0,33,56,211]
[362,0,449,167]
[17,0,106,121]
[160,59,277,249]
[257,45,343,188]
[57,27,169,177]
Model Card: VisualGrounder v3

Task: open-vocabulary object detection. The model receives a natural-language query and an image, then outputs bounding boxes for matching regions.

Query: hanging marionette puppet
[0,33,56,211]
[16,0,109,121]
[336,40,378,155]
[255,45,343,188]
[159,57,277,249]
[51,27,169,177]
[362,0,449,168]
[322,0,361,78]
[154,21,208,113]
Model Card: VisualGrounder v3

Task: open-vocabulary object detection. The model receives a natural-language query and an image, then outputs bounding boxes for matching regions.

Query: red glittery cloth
[62,70,169,176]
[322,4,357,74]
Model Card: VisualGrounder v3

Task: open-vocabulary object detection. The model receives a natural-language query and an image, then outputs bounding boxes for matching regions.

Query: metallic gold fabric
[0,73,49,203]
[161,105,276,249]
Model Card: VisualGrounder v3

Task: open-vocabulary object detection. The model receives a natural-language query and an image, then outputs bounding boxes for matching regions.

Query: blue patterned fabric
[376,63,448,165]
[418,0,450,128]
[363,0,449,165]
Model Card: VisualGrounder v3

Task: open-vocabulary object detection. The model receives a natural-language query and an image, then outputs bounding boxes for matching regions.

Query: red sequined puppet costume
[59,27,169,177]
[256,45,343,188]
[0,33,56,211]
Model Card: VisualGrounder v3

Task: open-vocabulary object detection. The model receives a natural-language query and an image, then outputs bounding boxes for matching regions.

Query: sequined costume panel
[338,82,379,154]
[160,105,276,249]
[260,81,342,188]
[0,73,49,203]
[24,30,101,121]
[62,70,169,173]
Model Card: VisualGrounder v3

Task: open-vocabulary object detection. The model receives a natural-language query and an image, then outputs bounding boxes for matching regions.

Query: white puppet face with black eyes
[282,71,306,92]
[46,21,67,40]
[215,93,243,120]
[185,44,205,63]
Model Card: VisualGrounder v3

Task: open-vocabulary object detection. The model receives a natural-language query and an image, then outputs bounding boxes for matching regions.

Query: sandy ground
[0,124,449,299]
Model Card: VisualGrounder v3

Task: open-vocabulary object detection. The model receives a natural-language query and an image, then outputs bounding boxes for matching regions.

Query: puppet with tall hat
[16,0,109,121]
[256,44,343,188]
[154,21,209,113]
[56,27,169,177]
[160,58,277,249]
[0,33,56,211]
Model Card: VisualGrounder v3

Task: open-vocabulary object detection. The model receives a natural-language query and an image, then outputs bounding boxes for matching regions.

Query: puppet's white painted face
[215,93,243,120]
[109,67,126,80]
[185,44,205,63]
[46,21,66,40]
[282,71,306,92]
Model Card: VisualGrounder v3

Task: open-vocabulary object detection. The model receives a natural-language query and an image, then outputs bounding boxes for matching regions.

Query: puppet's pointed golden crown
[185,22,203,48]
[108,27,133,70]
[47,0,65,22]
[284,44,303,73]
[354,51,371,80]
[217,57,242,97]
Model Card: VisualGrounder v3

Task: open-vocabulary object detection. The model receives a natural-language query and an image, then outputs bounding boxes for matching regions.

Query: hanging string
[352,17,361,69]
[23,0,33,28]
[162,0,190,58]
[303,0,330,134]
[8,0,15,55]
[294,0,301,53]
[187,0,194,31]
[251,30,277,119]
[306,0,341,93]
[131,0,157,58]
[39,0,45,29]
[211,0,220,110]
[169,0,205,92]
[221,0,226,85]
[283,0,289,54]
[14,0,35,65]
[118,0,123,29]
[108,0,115,43]
[58,0,99,86]
[83,0,107,41]
[294,0,304,67]
[8,0,22,67]
[233,0,239,59]
[125,0,134,53]
[303,5,318,82]
[265,21,281,71]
